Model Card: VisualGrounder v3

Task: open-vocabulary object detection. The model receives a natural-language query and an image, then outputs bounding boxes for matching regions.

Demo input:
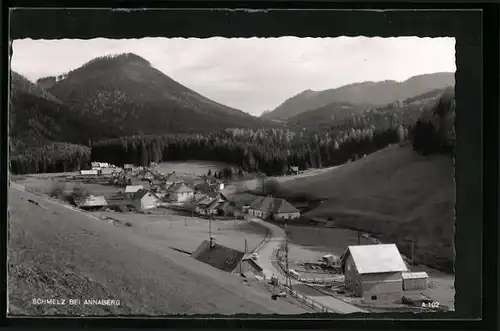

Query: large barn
[341,244,408,303]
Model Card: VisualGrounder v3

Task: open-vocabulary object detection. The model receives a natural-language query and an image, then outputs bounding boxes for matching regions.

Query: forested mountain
[9,71,122,150]
[87,89,450,178]
[262,72,455,121]
[286,102,371,129]
[286,87,450,130]
[43,53,272,135]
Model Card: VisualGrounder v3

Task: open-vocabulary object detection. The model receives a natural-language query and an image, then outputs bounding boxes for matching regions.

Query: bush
[49,181,67,199]
[69,183,90,205]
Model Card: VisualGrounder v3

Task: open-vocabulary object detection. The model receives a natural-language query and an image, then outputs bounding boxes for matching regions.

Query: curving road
[248,217,366,314]
[8,184,309,316]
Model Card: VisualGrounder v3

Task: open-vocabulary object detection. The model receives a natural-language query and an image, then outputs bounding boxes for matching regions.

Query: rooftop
[78,195,108,207]
[125,185,144,193]
[342,244,408,274]
[132,189,159,201]
[402,271,429,279]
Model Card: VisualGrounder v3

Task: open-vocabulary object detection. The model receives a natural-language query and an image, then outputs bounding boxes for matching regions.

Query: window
[371,295,377,300]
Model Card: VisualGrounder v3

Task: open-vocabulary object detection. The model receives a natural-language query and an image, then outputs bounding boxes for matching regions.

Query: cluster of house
[340,244,430,303]
[76,161,303,223]
[80,162,123,176]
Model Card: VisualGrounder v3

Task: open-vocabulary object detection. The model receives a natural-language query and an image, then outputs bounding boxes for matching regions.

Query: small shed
[402,272,429,290]
[124,164,134,171]
[78,195,108,210]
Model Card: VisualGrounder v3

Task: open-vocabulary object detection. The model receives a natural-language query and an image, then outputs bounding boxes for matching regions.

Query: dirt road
[8,185,309,316]
[248,217,366,314]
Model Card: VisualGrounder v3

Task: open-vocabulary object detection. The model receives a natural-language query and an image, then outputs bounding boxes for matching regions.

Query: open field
[93,210,268,255]
[8,185,311,316]
[12,173,269,254]
[278,144,455,274]
[157,160,230,177]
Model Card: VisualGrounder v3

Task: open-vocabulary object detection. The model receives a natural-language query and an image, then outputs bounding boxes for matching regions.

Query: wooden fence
[271,248,336,313]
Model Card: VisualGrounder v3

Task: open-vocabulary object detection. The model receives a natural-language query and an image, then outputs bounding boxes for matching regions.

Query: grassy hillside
[46,53,271,135]
[279,144,455,273]
[8,186,307,315]
[263,72,455,121]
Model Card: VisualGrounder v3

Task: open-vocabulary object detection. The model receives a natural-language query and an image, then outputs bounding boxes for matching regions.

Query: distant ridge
[262,72,455,121]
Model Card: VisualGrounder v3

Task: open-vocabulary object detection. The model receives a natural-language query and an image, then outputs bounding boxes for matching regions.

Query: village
[17,160,450,314]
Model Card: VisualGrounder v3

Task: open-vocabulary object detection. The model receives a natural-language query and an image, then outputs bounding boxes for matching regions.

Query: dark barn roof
[192,240,245,272]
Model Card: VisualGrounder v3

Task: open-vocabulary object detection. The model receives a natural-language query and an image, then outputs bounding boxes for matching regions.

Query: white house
[124,185,144,199]
[132,189,160,211]
[341,244,408,303]
[167,182,195,203]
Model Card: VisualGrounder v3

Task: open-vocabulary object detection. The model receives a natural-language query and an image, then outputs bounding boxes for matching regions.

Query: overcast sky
[11,37,455,116]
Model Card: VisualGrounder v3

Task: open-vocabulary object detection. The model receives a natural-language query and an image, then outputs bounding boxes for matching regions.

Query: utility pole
[285,221,291,291]
[411,240,414,271]
[209,214,213,248]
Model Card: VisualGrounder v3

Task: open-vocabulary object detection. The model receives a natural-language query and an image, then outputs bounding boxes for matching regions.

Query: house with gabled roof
[192,240,245,272]
[166,182,195,203]
[124,185,144,199]
[340,244,408,303]
[195,192,227,216]
[164,171,184,187]
[248,196,301,221]
[271,198,301,220]
[248,196,274,219]
[132,189,160,211]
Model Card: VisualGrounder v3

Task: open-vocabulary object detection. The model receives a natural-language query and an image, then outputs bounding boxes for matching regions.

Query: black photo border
[1,2,498,331]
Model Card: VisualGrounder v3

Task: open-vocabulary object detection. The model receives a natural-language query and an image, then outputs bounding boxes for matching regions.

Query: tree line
[91,122,408,177]
[11,90,453,176]
[10,142,91,175]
